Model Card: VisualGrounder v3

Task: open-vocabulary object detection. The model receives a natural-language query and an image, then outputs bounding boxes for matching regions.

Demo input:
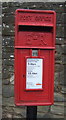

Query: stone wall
[2,2,66,119]
[0,2,2,120]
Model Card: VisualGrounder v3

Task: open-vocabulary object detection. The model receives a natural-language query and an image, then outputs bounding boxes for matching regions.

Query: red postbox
[14,9,56,106]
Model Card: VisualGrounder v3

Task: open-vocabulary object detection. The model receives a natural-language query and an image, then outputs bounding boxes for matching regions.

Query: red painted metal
[14,9,56,106]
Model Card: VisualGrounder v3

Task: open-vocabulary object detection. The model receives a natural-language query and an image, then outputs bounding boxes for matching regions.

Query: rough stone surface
[54,92,66,102]
[12,114,23,118]
[54,72,60,92]
[0,106,2,120]
[2,85,14,98]
[54,102,64,106]
[3,79,10,85]
[2,2,65,119]
[2,97,15,107]
[56,24,64,38]
[55,64,64,72]
[37,106,50,113]
[10,75,14,84]
[2,36,14,46]
[59,71,64,85]
[37,112,64,118]
[13,106,26,118]
[51,105,64,115]
[61,86,66,94]
[56,38,64,45]
[37,112,53,118]
[2,106,14,118]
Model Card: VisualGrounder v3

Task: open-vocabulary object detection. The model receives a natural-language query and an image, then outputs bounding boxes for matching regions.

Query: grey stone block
[2,106,14,118]
[37,112,53,118]
[56,13,64,24]
[2,2,20,7]
[2,85,14,97]
[39,112,64,118]
[2,14,14,25]
[0,80,2,95]
[22,2,64,13]
[64,13,66,24]
[2,36,14,46]
[0,40,2,46]
[64,65,66,86]
[56,24,64,38]
[2,24,14,36]
[3,79,10,85]
[2,6,20,14]
[51,3,64,13]
[54,72,60,92]
[59,71,64,86]
[52,114,64,118]
[55,60,63,65]
[2,52,14,59]
[0,95,2,105]
[37,106,50,113]
[0,59,2,66]
[2,46,14,53]
[8,66,14,73]
[62,55,66,64]
[56,45,63,54]
[2,65,14,75]
[61,86,66,94]
[6,113,12,118]
[50,104,64,115]
[13,106,26,118]
[54,92,66,102]
[2,65,14,79]
[54,72,59,83]
[55,64,64,72]
[63,45,66,54]
[2,69,10,79]
[54,102,64,106]
[10,75,14,84]
[12,114,23,118]
[2,2,64,15]
[0,106,2,120]
[64,38,66,44]
[3,59,14,67]
[0,51,2,59]
[55,52,62,61]
[2,97,15,107]
[56,38,64,45]
[0,72,2,78]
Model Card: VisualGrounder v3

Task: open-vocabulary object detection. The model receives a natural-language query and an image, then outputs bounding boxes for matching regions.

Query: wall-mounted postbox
[14,9,56,106]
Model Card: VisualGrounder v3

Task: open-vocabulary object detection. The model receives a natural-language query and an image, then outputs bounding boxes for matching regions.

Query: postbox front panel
[15,49,54,106]
[15,9,56,106]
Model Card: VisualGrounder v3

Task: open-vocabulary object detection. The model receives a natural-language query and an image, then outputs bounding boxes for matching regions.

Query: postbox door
[15,49,54,106]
